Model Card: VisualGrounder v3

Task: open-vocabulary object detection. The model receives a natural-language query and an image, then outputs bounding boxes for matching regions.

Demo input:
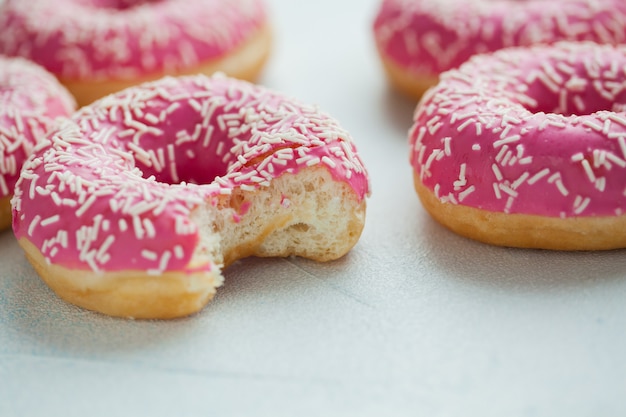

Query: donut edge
[18,238,220,319]
[414,175,626,251]
[375,46,439,100]
[0,196,11,231]
[61,23,273,107]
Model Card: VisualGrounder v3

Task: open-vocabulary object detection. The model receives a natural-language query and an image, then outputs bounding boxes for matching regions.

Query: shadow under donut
[379,86,418,140]
[417,212,626,293]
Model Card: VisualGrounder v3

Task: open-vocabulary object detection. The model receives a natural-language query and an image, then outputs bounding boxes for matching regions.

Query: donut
[0,0,271,107]
[11,73,370,319]
[409,41,626,250]
[0,56,75,231]
[373,0,626,99]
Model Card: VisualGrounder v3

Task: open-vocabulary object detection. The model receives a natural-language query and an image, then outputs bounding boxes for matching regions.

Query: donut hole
[520,61,626,116]
[524,82,626,116]
[78,0,163,11]
[136,152,228,186]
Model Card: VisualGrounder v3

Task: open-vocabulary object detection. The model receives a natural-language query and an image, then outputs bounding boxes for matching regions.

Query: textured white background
[2,0,626,416]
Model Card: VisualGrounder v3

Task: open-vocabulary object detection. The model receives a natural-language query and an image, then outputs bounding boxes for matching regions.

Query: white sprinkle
[141,250,158,261]
[528,168,550,184]
[511,172,530,190]
[499,183,518,197]
[458,185,476,202]
[582,120,603,132]
[453,163,467,190]
[555,179,569,197]
[492,183,502,199]
[493,135,521,148]
[40,215,60,227]
[443,137,452,156]
[548,172,562,184]
[428,122,443,135]
[574,196,591,215]
[457,119,474,132]
[143,218,156,239]
[581,159,597,183]
[0,176,8,196]
[28,215,42,237]
[491,164,503,181]
[321,156,337,168]
[606,152,626,168]
[133,216,145,240]
[75,195,97,217]
[501,150,513,166]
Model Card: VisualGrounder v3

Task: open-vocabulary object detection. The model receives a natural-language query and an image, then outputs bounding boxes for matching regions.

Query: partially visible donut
[0,0,271,106]
[410,42,626,250]
[12,74,370,319]
[373,0,626,99]
[0,56,75,231]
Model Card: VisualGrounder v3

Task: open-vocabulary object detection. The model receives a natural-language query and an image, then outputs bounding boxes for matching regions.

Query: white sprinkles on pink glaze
[374,0,626,78]
[0,56,75,199]
[0,0,267,80]
[410,42,626,218]
[12,74,369,274]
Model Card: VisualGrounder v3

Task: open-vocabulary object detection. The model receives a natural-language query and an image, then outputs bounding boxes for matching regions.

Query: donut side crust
[18,237,220,319]
[415,175,626,250]
[61,23,272,107]
[376,46,439,100]
[0,196,11,231]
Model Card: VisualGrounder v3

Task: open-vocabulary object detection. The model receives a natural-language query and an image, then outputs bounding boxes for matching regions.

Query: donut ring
[410,42,626,250]
[373,0,626,99]
[0,0,271,106]
[12,74,369,319]
[0,56,75,231]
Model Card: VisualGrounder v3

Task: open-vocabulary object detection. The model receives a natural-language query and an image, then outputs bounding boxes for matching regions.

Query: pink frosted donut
[0,56,75,231]
[373,0,626,98]
[0,0,271,107]
[410,42,626,250]
[12,74,369,319]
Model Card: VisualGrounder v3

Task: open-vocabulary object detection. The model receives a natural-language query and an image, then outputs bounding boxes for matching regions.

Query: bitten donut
[373,0,626,99]
[0,56,75,231]
[0,0,271,107]
[410,42,626,250]
[12,74,369,319]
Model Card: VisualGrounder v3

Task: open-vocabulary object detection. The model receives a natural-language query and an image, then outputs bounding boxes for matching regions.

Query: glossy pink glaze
[410,42,626,218]
[374,0,626,79]
[0,56,75,199]
[0,0,267,81]
[12,74,370,274]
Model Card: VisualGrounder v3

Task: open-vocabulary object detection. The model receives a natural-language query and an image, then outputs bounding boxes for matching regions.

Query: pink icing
[12,74,370,274]
[0,56,75,199]
[0,0,267,81]
[373,0,626,78]
[410,42,626,218]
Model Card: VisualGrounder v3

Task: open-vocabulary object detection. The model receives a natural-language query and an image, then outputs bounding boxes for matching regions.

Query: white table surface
[2,1,626,416]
